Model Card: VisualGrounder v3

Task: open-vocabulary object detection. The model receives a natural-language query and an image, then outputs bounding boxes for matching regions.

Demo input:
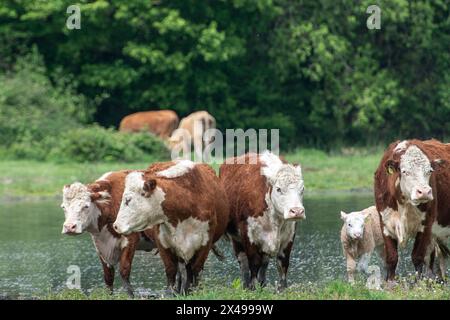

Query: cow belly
[247,215,295,257]
[91,226,127,267]
[158,217,210,262]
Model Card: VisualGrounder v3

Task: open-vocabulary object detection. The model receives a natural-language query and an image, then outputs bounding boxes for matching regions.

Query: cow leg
[412,232,432,279]
[357,252,371,274]
[383,235,398,282]
[247,252,262,290]
[257,254,270,287]
[100,259,115,293]
[345,253,357,284]
[178,261,191,295]
[190,245,211,288]
[157,246,178,293]
[276,241,293,290]
[232,239,251,289]
[119,238,138,298]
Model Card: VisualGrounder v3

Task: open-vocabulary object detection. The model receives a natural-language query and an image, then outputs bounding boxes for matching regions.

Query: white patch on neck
[157,160,195,178]
[394,140,409,153]
[158,217,210,262]
[247,193,296,256]
[97,171,112,181]
[91,226,128,267]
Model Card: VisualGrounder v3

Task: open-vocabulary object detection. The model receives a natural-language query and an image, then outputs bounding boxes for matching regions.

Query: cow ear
[340,211,348,221]
[143,179,157,197]
[90,180,111,193]
[385,159,399,175]
[431,159,446,171]
[90,191,110,203]
[293,164,303,177]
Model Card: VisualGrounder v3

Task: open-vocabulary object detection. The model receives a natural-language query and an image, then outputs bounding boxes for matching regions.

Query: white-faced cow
[374,139,450,283]
[61,170,156,297]
[112,160,229,295]
[219,152,305,289]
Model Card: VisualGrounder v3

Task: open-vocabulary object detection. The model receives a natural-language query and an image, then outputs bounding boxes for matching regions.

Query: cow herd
[61,139,450,296]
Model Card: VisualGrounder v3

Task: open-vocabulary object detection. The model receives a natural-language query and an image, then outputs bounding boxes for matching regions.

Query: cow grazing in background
[113,160,229,295]
[61,170,156,297]
[340,206,385,283]
[374,139,450,283]
[168,110,216,158]
[119,110,179,139]
[219,152,305,290]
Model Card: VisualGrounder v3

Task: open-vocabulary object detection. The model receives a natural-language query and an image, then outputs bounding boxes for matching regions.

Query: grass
[0,148,383,199]
[40,279,450,300]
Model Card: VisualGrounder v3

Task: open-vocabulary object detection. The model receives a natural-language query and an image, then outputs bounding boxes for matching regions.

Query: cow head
[263,162,305,221]
[61,182,110,235]
[113,171,166,235]
[340,210,369,240]
[385,145,444,206]
[381,209,406,247]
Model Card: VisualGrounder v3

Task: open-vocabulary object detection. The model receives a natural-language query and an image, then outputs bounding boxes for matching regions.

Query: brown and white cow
[219,152,305,289]
[374,139,450,282]
[112,160,229,295]
[119,110,179,139]
[61,170,156,297]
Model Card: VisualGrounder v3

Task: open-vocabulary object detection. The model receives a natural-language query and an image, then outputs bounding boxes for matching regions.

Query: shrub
[47,125,169,163]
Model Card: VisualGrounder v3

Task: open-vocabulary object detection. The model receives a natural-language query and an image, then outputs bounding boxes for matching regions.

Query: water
[0,193,418,298]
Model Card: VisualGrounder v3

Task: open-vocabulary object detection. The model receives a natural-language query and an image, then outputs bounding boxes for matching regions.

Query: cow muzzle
[113,222,130,235]
[62,223,80,235]
[285,207,306,220]
[411,186,433,203]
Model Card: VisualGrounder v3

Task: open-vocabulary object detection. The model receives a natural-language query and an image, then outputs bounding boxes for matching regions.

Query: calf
[113,160,229,295]
[340,206,385,283]
[61,171,156,297]
[374,139,450,282]
[219,152,305,289]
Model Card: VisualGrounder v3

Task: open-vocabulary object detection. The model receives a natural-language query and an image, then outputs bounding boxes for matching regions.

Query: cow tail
[436,238,450,259]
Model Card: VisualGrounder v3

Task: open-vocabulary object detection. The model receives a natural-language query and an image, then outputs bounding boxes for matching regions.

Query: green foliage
[48,125,169,163]
[0,0,449,148]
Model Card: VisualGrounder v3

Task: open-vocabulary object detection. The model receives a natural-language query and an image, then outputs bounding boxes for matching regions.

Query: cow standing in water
[374,139,450,283]
[61,171,156,297]
[220,152,305,289]
[113,160,229,295]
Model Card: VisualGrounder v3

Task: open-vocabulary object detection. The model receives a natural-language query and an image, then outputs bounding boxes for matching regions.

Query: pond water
[0,193,420,298]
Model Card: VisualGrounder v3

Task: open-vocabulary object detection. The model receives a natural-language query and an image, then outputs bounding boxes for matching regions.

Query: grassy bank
[42,279,450,300]
[0,148,382,199]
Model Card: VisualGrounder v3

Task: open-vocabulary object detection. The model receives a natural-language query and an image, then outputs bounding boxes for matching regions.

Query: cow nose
[354,233,361,238]
[415,186,432,200]
[63,223,77,233]
[113,223,120,233]
[288,207,305,219]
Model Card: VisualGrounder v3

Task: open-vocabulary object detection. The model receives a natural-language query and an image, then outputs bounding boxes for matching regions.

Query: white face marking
[158,217,210,262]
[156,160,195,178]
[114,172,166,235]
[341,211,367,240]
[61,183,101,234]
[399,146,434,205]
[260,152,305,220]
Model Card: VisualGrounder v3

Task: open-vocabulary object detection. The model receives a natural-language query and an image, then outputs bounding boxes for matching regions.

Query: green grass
[0,148,383,199]
[40,279,450,300]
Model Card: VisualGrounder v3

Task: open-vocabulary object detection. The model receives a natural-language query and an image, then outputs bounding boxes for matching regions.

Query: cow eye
[60,204,65,209]
[276,187,282,193]
[84,204,89,209]
[125,197,131,206]
[348,223,352,227]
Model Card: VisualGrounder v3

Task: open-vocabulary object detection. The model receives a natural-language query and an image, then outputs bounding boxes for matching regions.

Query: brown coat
[119,110,179,139]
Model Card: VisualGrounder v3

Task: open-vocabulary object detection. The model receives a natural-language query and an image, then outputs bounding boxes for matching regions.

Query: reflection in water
[0,194,420,298]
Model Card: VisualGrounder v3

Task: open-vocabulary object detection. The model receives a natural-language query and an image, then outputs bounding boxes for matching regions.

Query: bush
[47,125,169,163]
[0,49,92,148]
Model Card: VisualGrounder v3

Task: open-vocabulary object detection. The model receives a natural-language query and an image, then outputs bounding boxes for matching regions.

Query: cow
[374,139,450,283]
[168,111,216,159]
[112,160,229,295]
[61,170,156,297]
[119,110,179,139]
[340,206,385,283]
[219,151,305,290]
